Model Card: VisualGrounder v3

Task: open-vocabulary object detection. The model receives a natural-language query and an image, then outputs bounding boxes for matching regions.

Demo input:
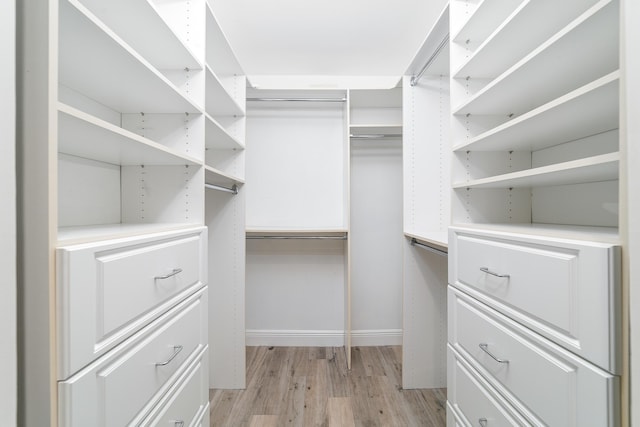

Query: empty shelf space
[58,103,202,166]
[205,114,245,150]
[246,228,348,239]
[205,2,243,77]
[453,0,618,116]
[454,0,603,79]
[451,222,620,244]
[453,152,619,189]
[404,231,448,251]
[454,72,619,152]
[205,165,244,188]
[57,222,202,246]
[205,66,245,117]
[59,0,201,114]
[452,0,523,45]
[71,0,202,71]
[350,124,403,138]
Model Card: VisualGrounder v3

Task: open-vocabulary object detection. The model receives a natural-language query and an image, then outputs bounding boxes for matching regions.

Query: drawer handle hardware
[479,418,488,427]
[479,343,509,364]
[155,345,183,366]
[154,268,183,280]
[171,421,185,427]
[480,267,510,278]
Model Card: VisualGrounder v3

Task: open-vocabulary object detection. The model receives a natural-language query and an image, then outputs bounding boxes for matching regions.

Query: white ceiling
[210,0,448,79]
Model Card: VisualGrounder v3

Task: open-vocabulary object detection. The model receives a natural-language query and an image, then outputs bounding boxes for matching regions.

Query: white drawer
[58,288,208,427]
[448,286,619,426]
[447,345,531,426]
[449,226,620,373]
[142,349,209,427]
[57,227,207,379]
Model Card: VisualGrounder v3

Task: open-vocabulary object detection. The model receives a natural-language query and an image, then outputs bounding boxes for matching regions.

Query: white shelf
[350,124,403,136]
[205,2,243,76]
[454,152,619,189]
[205,113,245,150]
[454,72,619,152]
[453,0,618,116]
[205,65,245,117]
[452,0,523,44]
[58,103,202,166]
[205,165,244,188]
[451,222,620,244]
[72,0,202,71]
[404,231,448,251]
[453,0,603,79]
[59,0,201,114]
[57,223,203,246]
[246,228,348,238]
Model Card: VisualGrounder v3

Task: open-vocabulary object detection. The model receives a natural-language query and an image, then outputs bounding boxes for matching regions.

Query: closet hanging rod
[246,97,347,103]
[410,238,448,256]
[410,34,449,87]
[205,183,238,195]
[247,235,347,240]
[350,134,402,139]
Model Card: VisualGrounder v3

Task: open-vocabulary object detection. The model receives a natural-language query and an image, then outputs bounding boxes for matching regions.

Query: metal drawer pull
[479,343,509,364]
[154,268,183,280]
[155,345,183,366]
[479,418,488,427]
[171,421,184,427]
[480,267,510,278]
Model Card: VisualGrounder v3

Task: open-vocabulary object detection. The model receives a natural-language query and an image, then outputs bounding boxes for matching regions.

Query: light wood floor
[209,346,447,426]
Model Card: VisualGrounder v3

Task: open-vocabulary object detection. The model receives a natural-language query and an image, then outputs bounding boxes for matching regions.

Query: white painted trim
[245,329,402,347]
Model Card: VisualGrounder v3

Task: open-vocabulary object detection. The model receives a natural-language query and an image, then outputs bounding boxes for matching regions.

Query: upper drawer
[449,226,620,373]
[57,226,207,379]
[58,287,208,427]
[449,286,619,426]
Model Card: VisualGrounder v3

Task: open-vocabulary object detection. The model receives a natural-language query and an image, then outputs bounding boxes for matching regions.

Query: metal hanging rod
[410,238,448,257]
[350,134,402,140]
[247,235,347,240]
[410,34,449,87]
[205,183,238,195]
[246,97,347,103]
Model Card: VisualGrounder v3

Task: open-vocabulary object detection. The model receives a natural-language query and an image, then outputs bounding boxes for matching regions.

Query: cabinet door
[57,227,207,379]
[449,226,620,373]
[448,286,619,426]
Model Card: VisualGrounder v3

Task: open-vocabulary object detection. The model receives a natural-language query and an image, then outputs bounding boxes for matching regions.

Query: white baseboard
[245,329,402,347]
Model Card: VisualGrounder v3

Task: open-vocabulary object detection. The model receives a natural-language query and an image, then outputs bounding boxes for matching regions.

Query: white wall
[1,0,17,423]
[349,139,404,345]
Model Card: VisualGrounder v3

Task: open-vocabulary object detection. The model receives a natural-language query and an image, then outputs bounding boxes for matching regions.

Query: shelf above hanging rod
[246,97,347,103]
[247,235,347,240]
[410,238,448,256]
[205,183,238,194]
[350,134,402,139]
[410,34,449,87]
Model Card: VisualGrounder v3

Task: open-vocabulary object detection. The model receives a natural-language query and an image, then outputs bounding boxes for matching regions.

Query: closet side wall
[1,1,17,423]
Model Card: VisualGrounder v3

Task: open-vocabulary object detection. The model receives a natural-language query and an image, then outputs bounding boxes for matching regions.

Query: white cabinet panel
[449,287,619,426]
[57,227,207,379]
[450,226,620,373]
[58,288,208,427]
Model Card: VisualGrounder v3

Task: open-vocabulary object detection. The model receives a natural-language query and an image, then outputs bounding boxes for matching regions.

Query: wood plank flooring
[209,346,447,426]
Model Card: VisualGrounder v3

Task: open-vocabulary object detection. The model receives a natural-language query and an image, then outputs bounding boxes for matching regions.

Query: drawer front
[142,351,208,427]
[449,286,619,426]
[57,227,207,378]
[449,227,620,373]
[58,288,208,427]
[447,345,531,426]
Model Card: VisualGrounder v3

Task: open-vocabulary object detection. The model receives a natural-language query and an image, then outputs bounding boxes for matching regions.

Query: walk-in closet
[9,0,639,426]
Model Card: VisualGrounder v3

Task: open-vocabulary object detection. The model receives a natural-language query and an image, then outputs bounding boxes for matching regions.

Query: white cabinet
[448,0,622,423]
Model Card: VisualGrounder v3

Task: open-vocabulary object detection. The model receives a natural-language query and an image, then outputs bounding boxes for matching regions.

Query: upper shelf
[58,102,202,166]
[72,0,202,71]
[206,2,243,77]
[404,231,448,251]
[452,0,618,116]
[453,152,619,189]
[350,124,403,136]
[451,0,522,45]
[59,0,201,114]
[453,0,603,79]
[205,66,245,117]
[205,114,245,150]
[454,71,619,152]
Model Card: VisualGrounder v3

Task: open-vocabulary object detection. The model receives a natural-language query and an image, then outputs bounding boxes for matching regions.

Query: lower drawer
[142,349,209,427]
[448,345,531,426]
[58,288,208,427]
[448,286,619,426]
